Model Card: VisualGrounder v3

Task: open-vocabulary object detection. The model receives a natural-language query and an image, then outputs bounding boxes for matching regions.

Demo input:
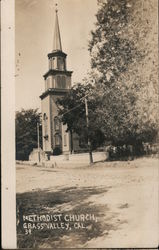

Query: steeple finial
[53,3,62,51]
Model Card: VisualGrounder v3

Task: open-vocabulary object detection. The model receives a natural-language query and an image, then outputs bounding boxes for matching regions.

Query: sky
[15,0,98,111]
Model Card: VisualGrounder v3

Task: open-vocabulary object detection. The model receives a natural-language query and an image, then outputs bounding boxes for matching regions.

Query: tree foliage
[88,0,158,148]
[16,109,42,160]
[56,83,105,151]
[89,0,141,80]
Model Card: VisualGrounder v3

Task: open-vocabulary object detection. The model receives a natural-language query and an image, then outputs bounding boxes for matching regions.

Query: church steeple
[40,3,74,155]
[53,9,62,51]
[41,4,73,93]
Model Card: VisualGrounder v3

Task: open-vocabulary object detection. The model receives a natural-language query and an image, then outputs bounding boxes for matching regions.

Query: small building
[40,9,82,156]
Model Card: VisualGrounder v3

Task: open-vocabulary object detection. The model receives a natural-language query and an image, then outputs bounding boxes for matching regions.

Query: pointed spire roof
[53,9,62,51]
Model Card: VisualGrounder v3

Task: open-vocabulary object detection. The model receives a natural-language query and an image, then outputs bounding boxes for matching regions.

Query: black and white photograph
[1,0,159,248]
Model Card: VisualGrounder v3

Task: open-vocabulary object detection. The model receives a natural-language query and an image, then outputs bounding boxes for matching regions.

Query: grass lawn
[16,157,158,248]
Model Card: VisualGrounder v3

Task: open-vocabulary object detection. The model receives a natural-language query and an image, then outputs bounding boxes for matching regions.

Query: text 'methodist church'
[40,9,82,156]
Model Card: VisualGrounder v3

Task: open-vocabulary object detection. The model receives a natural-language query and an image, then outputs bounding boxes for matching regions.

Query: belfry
[40,8,73,155]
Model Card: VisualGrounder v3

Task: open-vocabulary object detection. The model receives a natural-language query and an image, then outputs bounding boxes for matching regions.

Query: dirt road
[16,158,158,248]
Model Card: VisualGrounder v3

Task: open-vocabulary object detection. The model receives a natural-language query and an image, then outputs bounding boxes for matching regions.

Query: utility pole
[37,122,40,163]
[85,98,93,164]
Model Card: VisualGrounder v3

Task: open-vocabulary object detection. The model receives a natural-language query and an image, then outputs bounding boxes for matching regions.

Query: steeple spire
[53,5,62,51]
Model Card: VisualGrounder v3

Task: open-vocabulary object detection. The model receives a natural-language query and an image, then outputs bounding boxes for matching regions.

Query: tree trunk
[89,149,93,164]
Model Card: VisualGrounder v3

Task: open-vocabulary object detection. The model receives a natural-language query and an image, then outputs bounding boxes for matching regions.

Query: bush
[107,144,145,161]
[53,147,62,156]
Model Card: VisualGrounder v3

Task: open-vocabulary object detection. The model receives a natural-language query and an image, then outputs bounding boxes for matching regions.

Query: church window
[51,58,55,69]
[50,77,53,88]
[64,134,67,146]
[56,76,66,89]
[43,113,47,120]
[57,57,61,70]
[52,77,55,88]
[55,134,60,146]
[63,58,66,70]
[61,76,66,88]
[57,76,61,88]
[43,113,48,139]
[54,117,60,131]
[57,57,64,71]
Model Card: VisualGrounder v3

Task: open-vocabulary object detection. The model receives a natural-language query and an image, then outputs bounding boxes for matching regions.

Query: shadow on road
[17,186,125,248]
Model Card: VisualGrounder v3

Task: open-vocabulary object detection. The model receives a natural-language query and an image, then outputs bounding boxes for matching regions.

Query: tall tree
[56,83,105,160]
[16,109,42,160]
[88,0,158,151]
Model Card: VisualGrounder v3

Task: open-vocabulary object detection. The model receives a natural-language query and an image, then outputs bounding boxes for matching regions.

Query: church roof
[48,50,67,59]
[40,88,69,100]
[43,69,73,80]
[53,10,62,51]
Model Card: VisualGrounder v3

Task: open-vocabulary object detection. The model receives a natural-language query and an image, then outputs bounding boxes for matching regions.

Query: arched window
[54,117,60,131]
